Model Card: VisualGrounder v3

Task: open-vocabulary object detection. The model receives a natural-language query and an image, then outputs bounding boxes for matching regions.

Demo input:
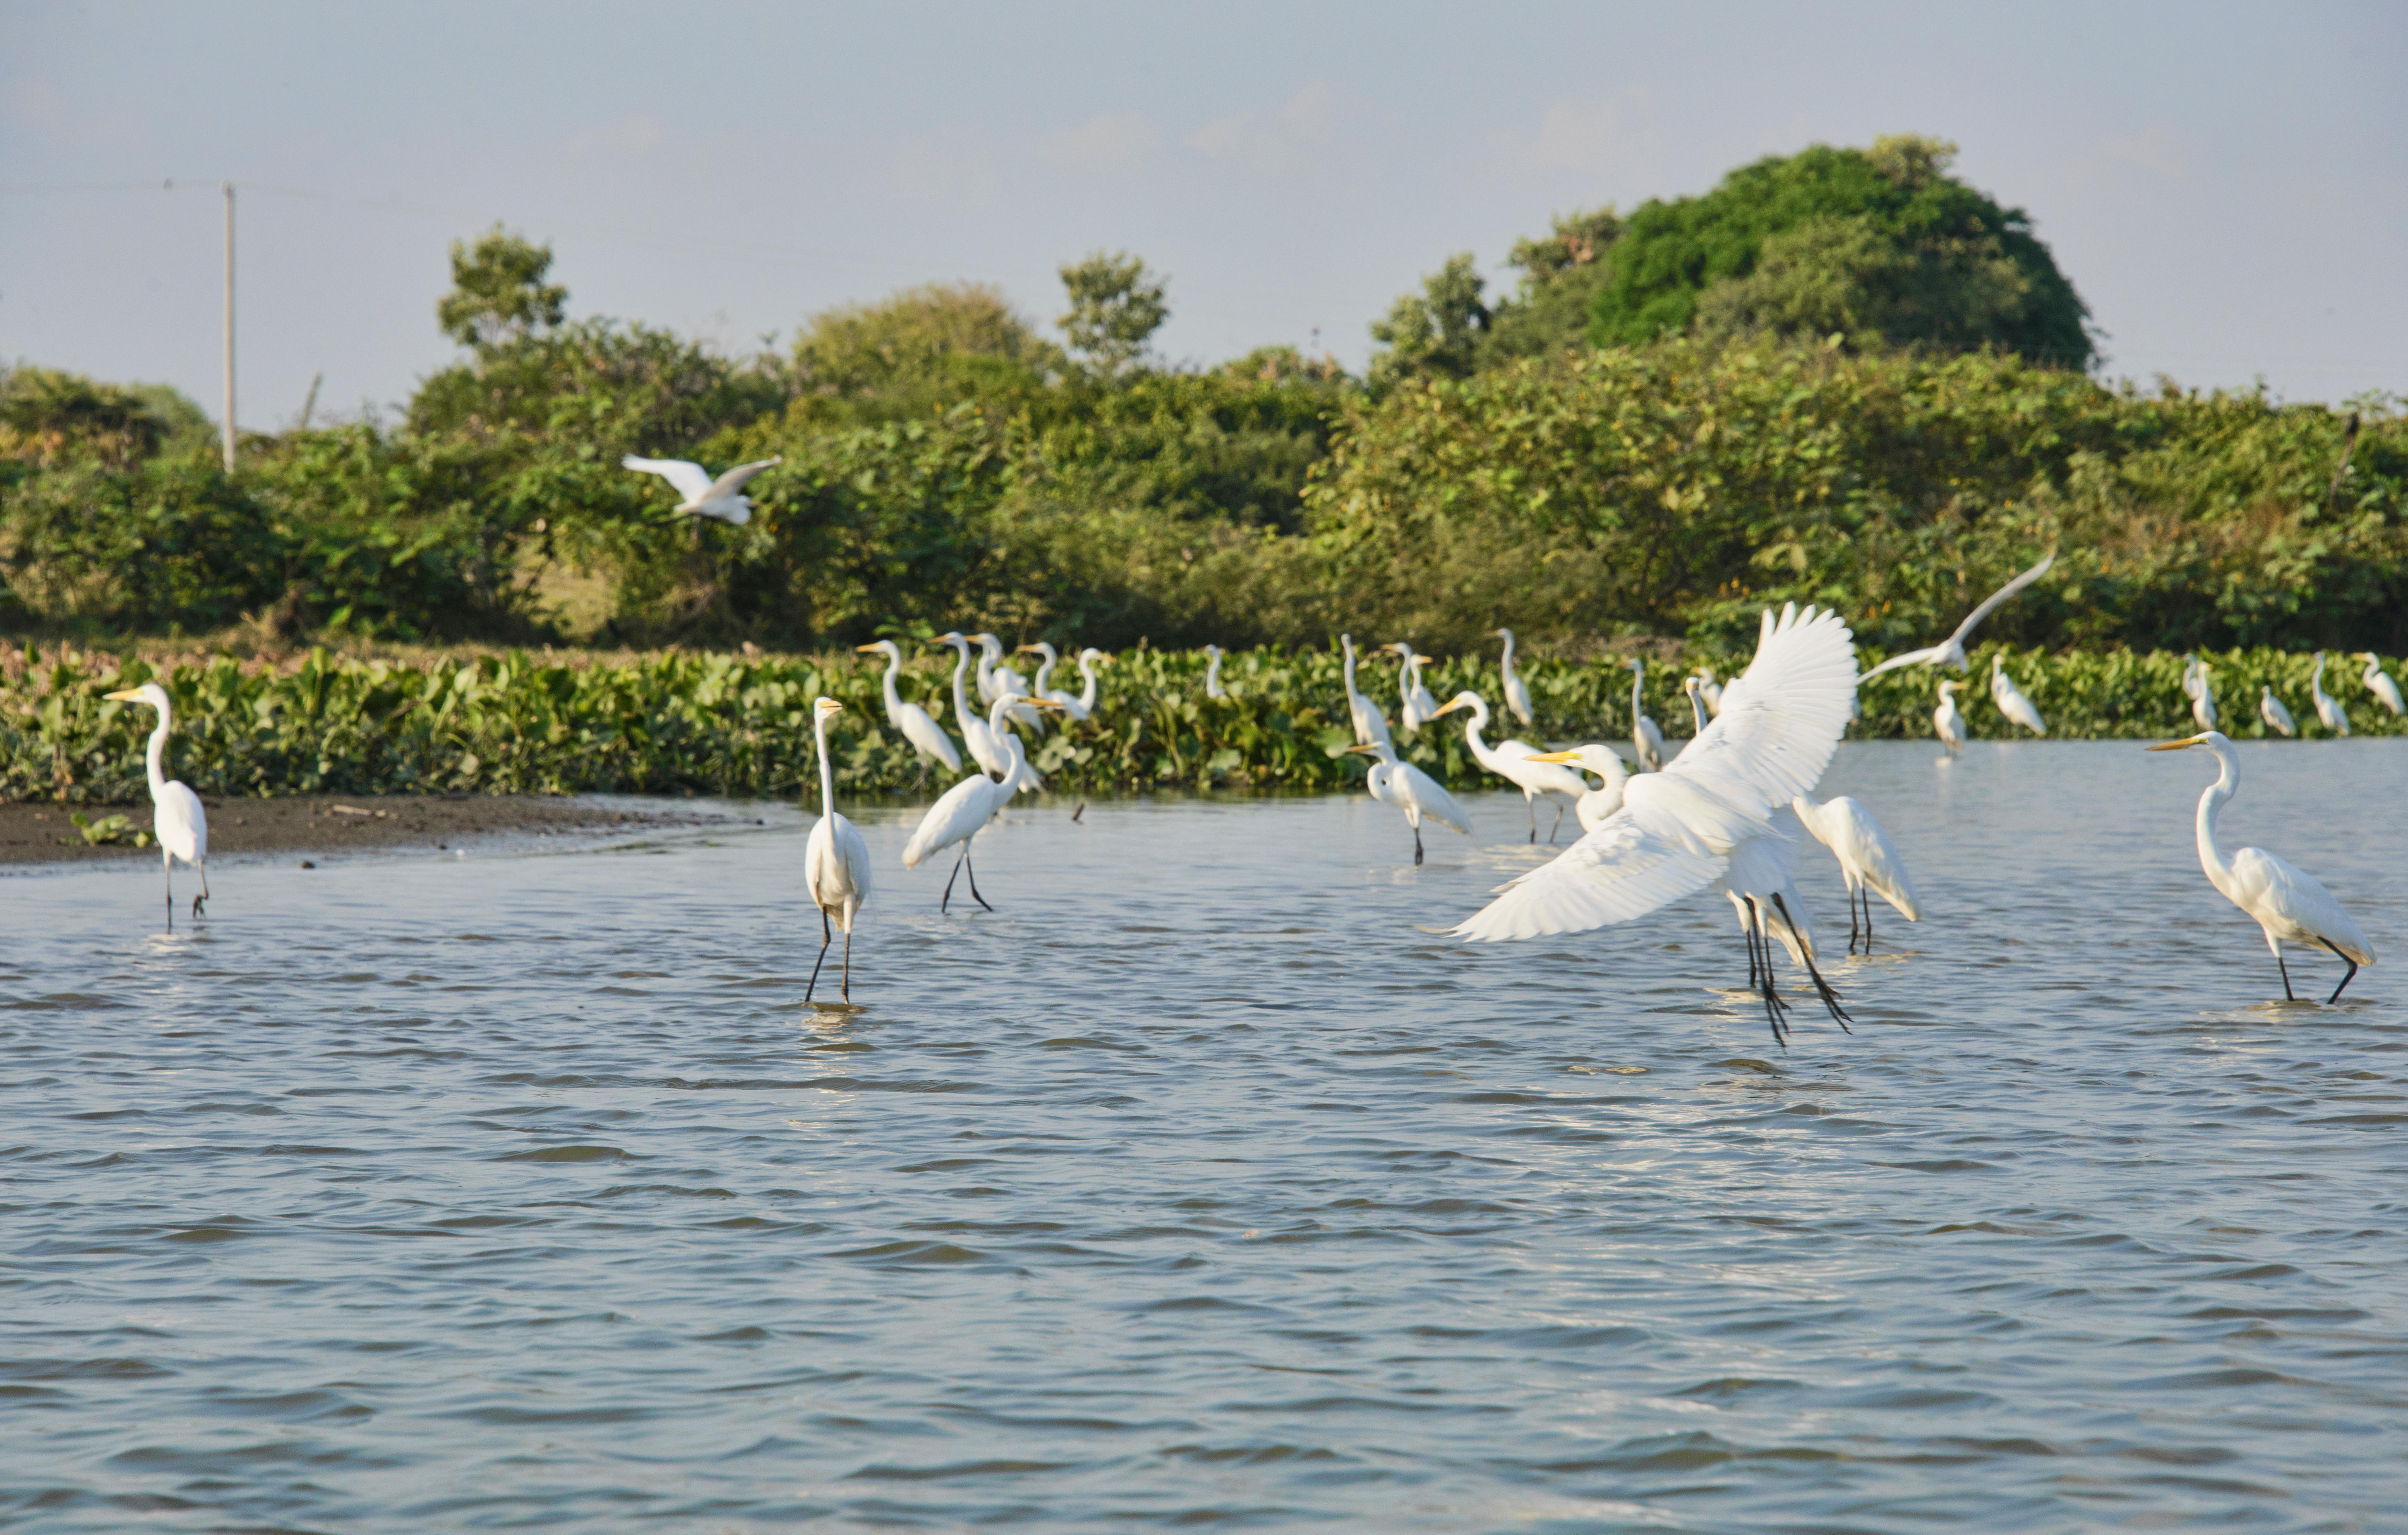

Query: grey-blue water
[5,740,2404,1532]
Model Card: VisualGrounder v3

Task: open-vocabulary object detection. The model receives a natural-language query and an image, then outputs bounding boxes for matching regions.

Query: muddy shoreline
[0,794,762,866]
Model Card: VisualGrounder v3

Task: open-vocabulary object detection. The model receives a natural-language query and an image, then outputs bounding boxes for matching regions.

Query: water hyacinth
[3,641,2398,807]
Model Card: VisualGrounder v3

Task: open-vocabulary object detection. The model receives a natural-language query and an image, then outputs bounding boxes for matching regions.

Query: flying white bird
[1626,658,1666,772]
[1711,808,1852,1045]
[855,640,960,774]
[1793,792,1922,954]
[2310,653,2351,736]
[1339,634,1393,751]
[1202,645,1228,700]
[902,694,1060,912]
[1990,654,2048,735]
[802,697,872,1004]
[1857,549,2056,681]
[1934,679,1967,755]
[1429,690,1586,843]
[2260,686,2296,738]
[2357,652,2403,715]
[103,682,209,925]
[1345,739,1469,865]
[1388,643,1440,734]
[2147,731,2374,1002]
[1494,627,1535,727]
[620,455,781,525]
[1522,745,1630,833]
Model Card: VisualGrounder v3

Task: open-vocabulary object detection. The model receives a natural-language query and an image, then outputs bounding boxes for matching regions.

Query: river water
[5,740,2403,1531]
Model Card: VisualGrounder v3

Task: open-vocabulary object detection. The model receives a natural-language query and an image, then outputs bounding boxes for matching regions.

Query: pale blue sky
[5,1,2402,430]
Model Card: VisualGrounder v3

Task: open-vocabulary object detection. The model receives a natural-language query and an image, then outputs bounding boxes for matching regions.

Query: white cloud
[1181,82,1338,176]
[1038,112,1158,170]
[1485,89,1659,180]
[563,113,662,158]
[2102,123,2191,179]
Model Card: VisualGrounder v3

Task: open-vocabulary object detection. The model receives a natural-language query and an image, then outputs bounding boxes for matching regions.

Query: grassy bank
[6,640,2399,807]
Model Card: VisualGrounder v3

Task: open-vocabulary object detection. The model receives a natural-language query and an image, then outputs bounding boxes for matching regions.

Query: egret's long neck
[1458,699,1493,767]
[1031,650,1056,694]
[975,645,997,690]
[948,645,974,719]
[1687,689,1708,735]
[1205,652,1222,691]
[813,714,836,821]
[2195,746,2240,895]
[990,697,1026,780]
[1499,631,1516,676]
[1077,656,1099,710]
[144,708,170,797]
[1630,664,1643,717]
[879,650,904,714]
[1343,642,1358,694]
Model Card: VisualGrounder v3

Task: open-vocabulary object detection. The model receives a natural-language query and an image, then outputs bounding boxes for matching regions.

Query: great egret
[2190,662,2219,731]
[803,697,872,1004]
[902,694,1060,912]
[1202,645,1228,700]
[2310,653,2351,736]
[1522,745,1629,833]
[2260,686,2297,738]
[1934,680,1967,755]
[1695,666,1724,717]
[1387,643,1440,734]
[1022,640,1062,705]
[1793,792,1922,953]
[972,634,1041,730]
[1713,810,1852,1045]
[1339,634,1393,751]
[2358,652,2403,715]
[621,455,781,525]
[1429,690,1586,843]
[1858,550,2057,682]
[856,640,961,774]
[1455,604,1859,1045]
[2181,653,2203,702]
[1062,648,1108,721]
[1344,740,1469,865]
[1494,627,1535,727]
[102,682,209,924]
[2147,731,2374,1002]
[1626,659,1665,772]
[1990,655,2047,736]
[935,633,1005,779]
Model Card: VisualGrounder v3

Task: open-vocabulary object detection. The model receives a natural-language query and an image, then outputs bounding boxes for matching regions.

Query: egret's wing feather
[1664,603,1856,814]
[156,779,206,863]
[2233,847,2375,965]
[1454,803,1723,940]
[1396,763,1471,833]
[621,456,714,502]
[1943,549,2056,646]
[897,704,962,772]
[902,775,999,866]
[703,457,780,500]
[1855,644,1947,683]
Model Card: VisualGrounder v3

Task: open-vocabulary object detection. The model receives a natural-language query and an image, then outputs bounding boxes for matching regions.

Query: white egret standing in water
[620,455,781,524]
[2356,653,2403,715]
[935,633,1005,779]
[1494,628,1535,727]
[103,682,209,925]
[1857,549,2056,681]
[2260,686,2296,738]
[803,698,872,1004]
[1202,645,1228,700]
[972,634,1041,731]
[2310,653,2351,736]
[1990,655,2048,736]
[856,641,961,774]
[1626,659,1665,772]
[1344,740,1469,865]
[2147,731,2374,1003]
[1522,746,1629,833]
[1934,680,1967,755]
[1339,635,1393,751]
[902,695,1061,912]
[1429,690,1585,843]
[1387,643,1440,734]
[1793,792,1923,953]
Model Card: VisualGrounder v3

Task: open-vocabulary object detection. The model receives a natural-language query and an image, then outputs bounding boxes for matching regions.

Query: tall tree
[1057,251,1169,378]
[1478,206,1623,367]
[437,225,569,352]
[1367,253,1489,392]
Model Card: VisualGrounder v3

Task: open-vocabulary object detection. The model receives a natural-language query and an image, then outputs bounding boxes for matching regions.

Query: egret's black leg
[841,923,853,1002]
[1845,884,1861,954]
[2277,952,2295,1001]
[1526,794,1537,844]
[1549,801,1565,844]
[1742,897,1790,1049]
[2319,940,2360,1004]
[940,844,967,913]
[1743,899,1761,989]
[1413,824,1425,866]
[1771,892,1853,1033]
[806,907,832,1003]
[1859,887,1874,955]
[964,848,994,912]
[194,865,209,920]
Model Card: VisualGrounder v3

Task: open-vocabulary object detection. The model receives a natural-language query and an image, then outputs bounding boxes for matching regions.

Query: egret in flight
[1429,690,1586,843]
[1494,627,1535,727]
[1858,549,2056,682]
[2260,686,2297,738]
[803,697,872,1004]
[856,640,961,774]
[2147,731,2373,1002]
[902,694,1062,911]
[2309,653,2351,736]
[1455,604,1859,1046]
[1345,740,1469,865]
[1387,643,1440,734]
[621,455,781,524]
[2357,653,2403,715]
[1626,659,1665,772]
[1339,635,1393,751]
[1990,655,2048,736]
[1934,679,1967,755]
[1522,745,1630,833]
[1201,645,1228,700]
[103,682,209,925]
[1793,792,1922,953]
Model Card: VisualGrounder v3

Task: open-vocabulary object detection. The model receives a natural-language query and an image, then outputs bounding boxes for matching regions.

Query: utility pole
[221,181,236,474]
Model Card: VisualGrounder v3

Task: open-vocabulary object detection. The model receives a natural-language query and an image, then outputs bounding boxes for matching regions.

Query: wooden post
[221,181,235,473]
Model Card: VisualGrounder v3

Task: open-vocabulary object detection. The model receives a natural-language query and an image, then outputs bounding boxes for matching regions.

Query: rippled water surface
[6,740,2406,1532]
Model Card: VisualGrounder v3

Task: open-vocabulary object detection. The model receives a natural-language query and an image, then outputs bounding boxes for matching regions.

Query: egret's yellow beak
[1429,699,1466,718]
[103,688,139,702]
[1342,742,1379,755]
[1016,644,1043,654]
[2145,734,2205,751]
[854,643,886,653]
[1521,749,1582,764]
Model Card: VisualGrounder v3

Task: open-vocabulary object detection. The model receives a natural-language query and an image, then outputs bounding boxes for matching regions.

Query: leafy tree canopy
[1057,251,1169,378]
[1589,135,2096,367]
[0,366,211,470]
[1367,252,1490,393]
[792,281,1058,396]
[1478,206,1623,367]
[436,225,568,352]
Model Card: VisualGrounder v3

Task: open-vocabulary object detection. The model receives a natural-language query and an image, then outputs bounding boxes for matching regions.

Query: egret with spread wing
[1858,550,2056,682]
[103,682,209,926]
[621,455,781,525]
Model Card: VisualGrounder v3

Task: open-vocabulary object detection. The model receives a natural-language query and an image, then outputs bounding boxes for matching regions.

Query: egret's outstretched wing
[703,457,781,501]
[1454,803,1723,941]
[621,456,715,502]
[1944,549,2055,647]
[1660,602,1856,815]
[1855,643,1951,684]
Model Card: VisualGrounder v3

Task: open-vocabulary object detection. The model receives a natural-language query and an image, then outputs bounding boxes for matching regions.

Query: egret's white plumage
[1202,644,1228,700]
[1695,666,1724,718]
[1388,644,1440,734]
[856,640,961,773]
[2260,686,2296,738]
[936,633,1006,779]
[1794,791,1922,953]
[1858,550,2056,681]
[802,697,873,1003]
[1346,739,1469,865]
[972,634,1041,731]
[1990,655,2048,736]
[1062,648,1107,721]
[103,682,209,924]
[1523,745,1630,833]
[1429,690,1586,844]
[1494,628,1535,727]
[1934,680,1967,755]
[2358,653,2403,716]
[2310,653,2351,736]
[621,455,780,525]
[902,694,1057,911]
[2147,731,2374,1002]
[2190,662,2219,731]
[1339,634,1393,751]
[1626,658,1666,772]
